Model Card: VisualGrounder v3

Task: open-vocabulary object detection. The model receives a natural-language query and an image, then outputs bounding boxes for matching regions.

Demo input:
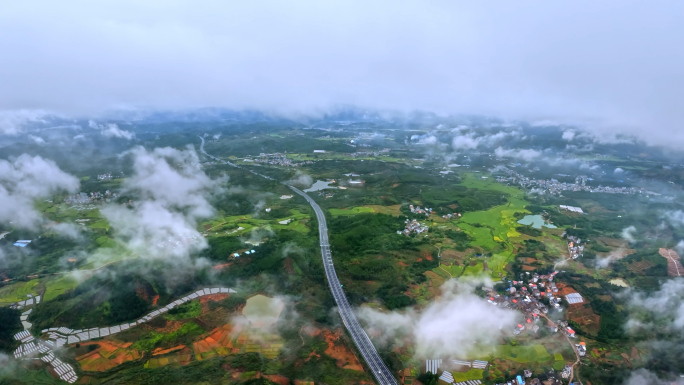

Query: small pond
[517,215,557,229]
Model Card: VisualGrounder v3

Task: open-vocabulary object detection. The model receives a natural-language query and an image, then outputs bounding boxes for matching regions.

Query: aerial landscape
[1,2,683,385]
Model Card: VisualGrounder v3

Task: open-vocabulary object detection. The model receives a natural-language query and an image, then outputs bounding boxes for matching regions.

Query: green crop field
[0,279,41,305]
[43,275,80,302]
[203,208,310,237]
[165,300,202,321]
[497,344,553,364]
[451,369,483,382]
[329,206,375,216]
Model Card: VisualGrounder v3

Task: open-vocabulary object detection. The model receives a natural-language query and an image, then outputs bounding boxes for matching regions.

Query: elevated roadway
[199,137,398,385]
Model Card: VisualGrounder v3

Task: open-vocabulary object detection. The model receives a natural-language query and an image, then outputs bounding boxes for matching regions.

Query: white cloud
[356,278,519,358]
[0,154,79,230]
[494,147,541,161]
[89,121,134,140]
[1,2,684,146]
[101,146,216,261]
[662,210,684,227]
[411,134,439,146]
[28,134,45,144]
[623,369,684,385]
[0,109,48,135]
[562,129,576,141]
[626,278,684,334]
[451,134,479,150]
[621,225,637,243]
[614,167,625,173]
[285,171,313,188]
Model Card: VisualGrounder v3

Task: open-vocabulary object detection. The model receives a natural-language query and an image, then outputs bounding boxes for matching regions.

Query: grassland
[329,207,375,216]
[451,369,483,382]
[0,279,41,305]
[497,344,553,364]
[43,275,79,301]
[202,208,310,237]
[165,300,202,321]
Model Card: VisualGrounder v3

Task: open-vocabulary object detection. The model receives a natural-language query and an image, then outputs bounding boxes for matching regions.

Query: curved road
[199,137,398,385]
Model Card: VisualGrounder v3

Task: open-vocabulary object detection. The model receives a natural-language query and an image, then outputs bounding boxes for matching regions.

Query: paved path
[199,137,398,385]
[665,249,682,276]
[541,314,581,383]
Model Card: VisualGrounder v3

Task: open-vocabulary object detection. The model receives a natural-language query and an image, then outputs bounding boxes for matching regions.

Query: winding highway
[199,137,398,385]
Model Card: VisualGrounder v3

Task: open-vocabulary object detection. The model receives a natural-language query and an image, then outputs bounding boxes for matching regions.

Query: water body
[517,215,557,229]
[304,180,336,192]
[243,295,284,327]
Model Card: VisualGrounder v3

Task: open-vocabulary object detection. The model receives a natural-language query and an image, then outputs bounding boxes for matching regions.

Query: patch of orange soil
[151,294,159,306]
[213,262,232,270]
[397,261,408,267]
[152,319,183,334]
[295,381,315,385]
[659,248,683,277]
[522,265,536,271]
[192,325,236,356]
[152,345,186,356]
[200,293,229,313]
[313,329,364,371]
[284,258,295,274]
[264,374,290,385]
[76,340,141,372]
[557,283,579,297]
[567,304,601,335]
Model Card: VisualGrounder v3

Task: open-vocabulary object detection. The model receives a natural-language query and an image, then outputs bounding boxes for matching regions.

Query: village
[253,152,313,167]
[494,167,643,196]
[63,190,118,206]
[418,269,590,385]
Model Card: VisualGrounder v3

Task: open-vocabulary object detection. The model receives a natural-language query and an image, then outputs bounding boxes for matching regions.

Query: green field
[451,369,483,382]
[203,209,310,237]
[0,279,41,305]
[329,206,375,216]
[165,300,202,321]
[497,344,553,364]
[43,275,80,302]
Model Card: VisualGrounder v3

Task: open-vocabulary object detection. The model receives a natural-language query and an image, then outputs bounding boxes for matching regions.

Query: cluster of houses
[253,153,312,167]
[495,166,644,196]
[399,219,429,237]
[155,235,200,251]
[490,271,567,311]
[441,212,462,220]
[493,370,565,385]
[349,148,391,158]
[425,358,569,385]
[97,173,113,181]
[560,365,573,379]
[409,205,433,217]
[64,190,118,205]
[563,233,585,259]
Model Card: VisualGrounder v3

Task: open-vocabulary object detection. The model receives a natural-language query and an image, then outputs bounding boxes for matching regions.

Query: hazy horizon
[1,1,683,146]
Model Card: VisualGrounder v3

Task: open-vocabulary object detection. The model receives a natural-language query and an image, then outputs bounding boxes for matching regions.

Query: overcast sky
[1,1,683,145]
